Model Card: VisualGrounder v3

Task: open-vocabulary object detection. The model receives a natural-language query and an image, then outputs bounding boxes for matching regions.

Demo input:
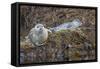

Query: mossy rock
[46,29,87,47]
[20,29,95,63]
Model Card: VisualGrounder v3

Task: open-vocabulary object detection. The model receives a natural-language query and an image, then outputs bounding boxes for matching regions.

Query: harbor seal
[27,24,51,46]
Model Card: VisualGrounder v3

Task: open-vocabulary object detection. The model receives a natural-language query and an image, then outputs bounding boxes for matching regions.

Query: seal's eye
[37,26,39,28]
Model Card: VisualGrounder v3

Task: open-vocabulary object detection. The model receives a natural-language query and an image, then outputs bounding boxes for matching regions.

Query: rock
[20,53,26,64]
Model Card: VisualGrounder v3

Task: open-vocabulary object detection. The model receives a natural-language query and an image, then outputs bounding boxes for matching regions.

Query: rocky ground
[20,5,96,64]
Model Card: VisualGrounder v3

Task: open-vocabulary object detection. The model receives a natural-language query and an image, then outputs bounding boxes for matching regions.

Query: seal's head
[34,24,44,33]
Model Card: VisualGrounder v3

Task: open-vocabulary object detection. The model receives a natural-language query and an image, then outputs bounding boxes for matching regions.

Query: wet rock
[20,53,26,64]
[26,52,34,62]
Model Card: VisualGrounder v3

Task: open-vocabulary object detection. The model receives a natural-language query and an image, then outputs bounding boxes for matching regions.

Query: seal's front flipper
[35,42,45,46]
[47,29,52,33]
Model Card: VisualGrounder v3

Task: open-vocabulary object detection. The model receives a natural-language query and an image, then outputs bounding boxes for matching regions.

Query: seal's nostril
[40,28,42,30]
